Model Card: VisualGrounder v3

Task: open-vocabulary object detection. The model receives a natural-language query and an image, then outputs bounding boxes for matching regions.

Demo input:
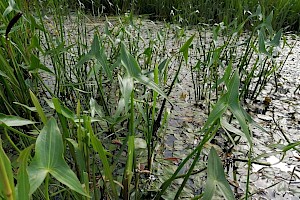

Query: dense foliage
[67,0,300,31]
[0,0,298,199]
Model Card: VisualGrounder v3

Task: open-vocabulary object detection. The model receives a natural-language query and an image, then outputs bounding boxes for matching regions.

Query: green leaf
[180,34,195,63]
[28,54,53,74]
[76,53,94,68]
[264,11,273,33]
[90,127,118,199]
[120,42,142,77]
[225,70,252,145]
[0,113,36,126]
[282,141,300,152]
[226,71,239,105]
[229,103,252,146]
[221,117,245,139]
[136,75,168,100]
[118,75,134,113]
[124,135,135,197]
[3,0,18,17]
[203,95,228,131]
[120,43,169,100]
[30,90,47,124]
[258,29,271,56]
[27,118,88,197]
[203,147,234,200]
[76,34,112,81]
[16,145,34,200]
[0,138,16,200]
[89,98,104,118]
[52,98,76,120]
[269,29,282,47]
[65,138,85,175]
[91,34,112,80]
[13,102,37,112]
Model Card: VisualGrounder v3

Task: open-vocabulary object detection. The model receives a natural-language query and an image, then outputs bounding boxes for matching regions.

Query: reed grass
[69,0,300,31]
[0,0,298,199]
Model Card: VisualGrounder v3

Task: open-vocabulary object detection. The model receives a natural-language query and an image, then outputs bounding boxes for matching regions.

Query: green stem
[245,146,253,200]
[4,128,20,153]
[45,174,50,200]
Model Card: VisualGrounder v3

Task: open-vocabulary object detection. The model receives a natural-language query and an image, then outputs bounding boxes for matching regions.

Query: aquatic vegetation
[0,0,300,199]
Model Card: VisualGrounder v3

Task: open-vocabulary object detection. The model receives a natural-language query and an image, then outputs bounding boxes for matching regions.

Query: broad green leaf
[203,147,234,200]
[227,70,239,106]
[76,53,94,68]
[120,42,142,77]
[225,70,252,145]
[114,98,126,118]
[120,43,169,100]
[0,113,35,126]
[89,98,104,118]
[269,29,282,47]
[28,54,53,74]
[3,6,14,17]
[258,29,271,56]
[87,62,101,81]
[0,70,9,79]
[216,61,232,87]
[0,137,16,200]
[91,34,112,80]
[136,75,168,100]
[264,11,274,33]
[46,98,76,120]
[202,177,216,200]
[221,117,245,139]
[118,75,134,113]
[229,103,252,146]
[76,34,112,81]
[16,145,34,200]
[27,118,88,197]
[179,34,195,63]
[241,107,267,133]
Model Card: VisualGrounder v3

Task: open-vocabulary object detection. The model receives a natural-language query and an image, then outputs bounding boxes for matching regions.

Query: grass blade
[29,90,47,124]
[90,127,118,199]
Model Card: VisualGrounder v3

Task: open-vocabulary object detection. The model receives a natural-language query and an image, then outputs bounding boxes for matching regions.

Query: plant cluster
[68,0,300,31]
[0,0,298,200]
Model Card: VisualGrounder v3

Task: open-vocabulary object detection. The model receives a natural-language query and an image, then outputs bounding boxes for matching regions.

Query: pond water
[41,15,300,199]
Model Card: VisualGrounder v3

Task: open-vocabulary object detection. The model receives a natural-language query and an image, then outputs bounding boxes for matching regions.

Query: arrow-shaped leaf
[120,43,169,100]
[203,147,235,200]
[180,34,195,63]
[27,118,88,197]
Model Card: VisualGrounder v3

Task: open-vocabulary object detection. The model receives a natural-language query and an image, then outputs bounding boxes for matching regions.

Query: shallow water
[40,15,300,199]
